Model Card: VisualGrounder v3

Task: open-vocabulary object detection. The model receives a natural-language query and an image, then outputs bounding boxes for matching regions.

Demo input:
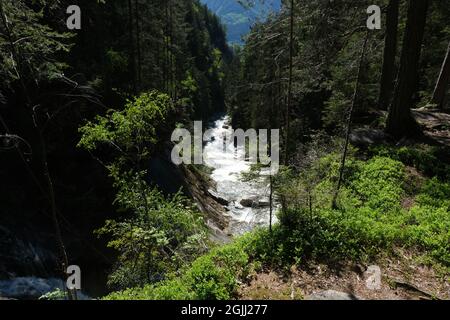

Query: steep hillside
[201,0,281,44]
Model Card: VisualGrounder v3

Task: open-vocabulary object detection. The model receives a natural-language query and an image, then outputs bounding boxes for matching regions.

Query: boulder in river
[255,199,270,208]
[240,198,255,207]
[208,189,229,206]
[240,198,271,208]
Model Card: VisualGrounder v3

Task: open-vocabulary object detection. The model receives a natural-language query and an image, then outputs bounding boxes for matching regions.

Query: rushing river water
[203,115,278,235]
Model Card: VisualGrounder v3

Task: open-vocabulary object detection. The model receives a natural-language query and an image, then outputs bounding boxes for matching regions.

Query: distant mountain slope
[200,0,281,44]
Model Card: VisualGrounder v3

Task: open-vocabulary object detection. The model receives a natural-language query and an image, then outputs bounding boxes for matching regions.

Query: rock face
[306,290,359,300]
[180,165,230,242]
[208,189,230,206]
[0,225,58,280]
[0,277,62,300]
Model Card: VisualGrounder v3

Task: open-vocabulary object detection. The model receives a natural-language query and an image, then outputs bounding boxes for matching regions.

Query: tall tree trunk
[134,0,142,91]
[127,0,136,94]
[430,42,450,110]
[386,0,429,138]
[378,0,400,110]
[169,0,174,99]
[332,32,369,209]
[269,173,273,234]
[164,0,169,93]
[269,47,275,235]
[284,0,295,165]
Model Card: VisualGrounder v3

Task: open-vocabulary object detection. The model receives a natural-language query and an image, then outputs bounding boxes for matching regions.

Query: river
[203,115,278,235]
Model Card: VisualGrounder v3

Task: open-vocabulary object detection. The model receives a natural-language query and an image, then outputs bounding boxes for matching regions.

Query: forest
[0,0,449,301]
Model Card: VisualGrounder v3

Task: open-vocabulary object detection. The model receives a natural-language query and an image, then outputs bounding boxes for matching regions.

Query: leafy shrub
[352,157,405,213]
[79,91,207,290]
[272,152,449,269]
[105,151,450,300]
[416,178,450,209]
[105,237,251,300]
[105,278,194,300]
[79,91,174,156]
[95,170,208,290]
[370,145,450,180]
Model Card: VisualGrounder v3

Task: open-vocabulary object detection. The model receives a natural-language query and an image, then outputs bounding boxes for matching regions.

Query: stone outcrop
[179,165,231,243]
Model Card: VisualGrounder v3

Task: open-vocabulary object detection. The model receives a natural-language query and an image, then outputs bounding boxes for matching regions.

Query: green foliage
[0,0,72,88]
[185,247,245,300]
[96,174,208,290]
[229,0,449,149]
[270,152,450,268]
[105,147,450,299]
[405,205,450,267]
[105,237,252,300]
[79,91,208,290]
[107,278,196,300]
[416,178,450,209]
[370,145,450,180]
[39,289,67,301]
[78,91,173,157]
[352,157,405,212]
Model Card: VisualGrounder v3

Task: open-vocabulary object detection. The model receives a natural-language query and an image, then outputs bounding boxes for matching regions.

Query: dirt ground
[239,252,450,300]
[413,109,450,147]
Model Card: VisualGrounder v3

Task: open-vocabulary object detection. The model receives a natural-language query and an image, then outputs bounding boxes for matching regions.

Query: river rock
[0,277,92,300]
[207,189,229,206]
[240,198,270,208]
[364,265,382,290]
[306,290,358,300]
[0,277,62,299]
[240,198,255,207]
[233,201,244,210]
[255,199,270,208]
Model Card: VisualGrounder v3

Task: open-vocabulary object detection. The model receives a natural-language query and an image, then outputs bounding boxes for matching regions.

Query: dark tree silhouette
[386,0,430,138]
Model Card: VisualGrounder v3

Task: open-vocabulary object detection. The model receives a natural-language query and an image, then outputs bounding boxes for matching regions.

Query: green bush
[79,92,207,290]
[104,236,252,300]
[352,157,405,213]
[416,178,450,208]
[105,278,195,300]
[272,152,449,269]
[370,145,450,180]
[105,151,450,300]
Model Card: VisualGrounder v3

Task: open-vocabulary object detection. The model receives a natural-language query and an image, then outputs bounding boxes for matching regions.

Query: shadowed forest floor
[350,109,450,148]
